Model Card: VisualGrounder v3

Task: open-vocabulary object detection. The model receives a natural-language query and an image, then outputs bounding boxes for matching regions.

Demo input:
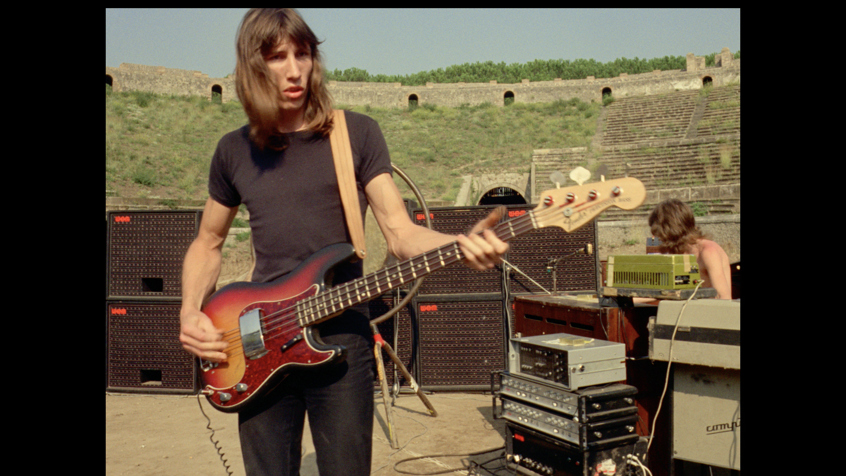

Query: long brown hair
[648,199,706,254]
[234,8,334,150]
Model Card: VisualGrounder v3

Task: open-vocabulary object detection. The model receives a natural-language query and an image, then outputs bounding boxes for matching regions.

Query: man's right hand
[179,198,238,363]
[179,309,229,363]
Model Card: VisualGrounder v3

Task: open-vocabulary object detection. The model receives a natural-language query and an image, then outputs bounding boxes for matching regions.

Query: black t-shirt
[208,110,393,284]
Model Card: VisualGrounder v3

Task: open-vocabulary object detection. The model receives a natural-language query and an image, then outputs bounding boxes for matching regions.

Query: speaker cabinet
[411,206,503,295]
[410,204,599,297]
[414,297,506,390]
[106,301,198,394]
[506,207,598,295]
[106,210,201,300]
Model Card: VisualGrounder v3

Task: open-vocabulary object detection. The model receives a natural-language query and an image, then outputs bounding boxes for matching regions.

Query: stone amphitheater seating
[532,84,740,219]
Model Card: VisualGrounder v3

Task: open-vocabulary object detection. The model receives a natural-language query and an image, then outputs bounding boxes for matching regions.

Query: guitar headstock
[533,177,646,232]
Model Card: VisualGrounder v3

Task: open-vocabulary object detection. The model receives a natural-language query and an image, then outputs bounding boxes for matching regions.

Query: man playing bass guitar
[178,8,508,476]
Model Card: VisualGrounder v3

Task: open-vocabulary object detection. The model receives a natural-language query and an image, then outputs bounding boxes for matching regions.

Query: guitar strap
[329,109,367,260]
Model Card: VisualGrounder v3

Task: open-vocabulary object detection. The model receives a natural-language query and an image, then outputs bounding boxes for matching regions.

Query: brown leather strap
[329,109,367,260]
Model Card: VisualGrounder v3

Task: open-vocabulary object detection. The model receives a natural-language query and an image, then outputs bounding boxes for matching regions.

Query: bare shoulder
[699,239,728,257]
[697,239,730,270]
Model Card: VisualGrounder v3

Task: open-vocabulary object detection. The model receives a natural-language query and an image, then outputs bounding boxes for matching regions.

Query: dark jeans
[238,308,375,476]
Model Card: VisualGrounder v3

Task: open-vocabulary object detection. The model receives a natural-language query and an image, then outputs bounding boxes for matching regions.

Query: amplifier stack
[493,332,647,476]
[407,204,600,391]
[105,210,202,394]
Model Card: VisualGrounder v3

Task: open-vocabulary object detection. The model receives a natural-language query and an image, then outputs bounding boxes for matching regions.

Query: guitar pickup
[240,308,269,360]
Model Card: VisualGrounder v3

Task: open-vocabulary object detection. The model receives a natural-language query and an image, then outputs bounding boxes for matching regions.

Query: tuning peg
[569,166,590,186]
[549,171,567,189]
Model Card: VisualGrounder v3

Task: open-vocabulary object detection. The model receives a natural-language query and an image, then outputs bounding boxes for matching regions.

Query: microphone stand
[547,244,594,293]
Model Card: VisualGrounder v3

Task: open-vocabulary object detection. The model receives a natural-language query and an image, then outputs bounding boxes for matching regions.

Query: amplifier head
[508,333,625,390]
[606,254,700,290]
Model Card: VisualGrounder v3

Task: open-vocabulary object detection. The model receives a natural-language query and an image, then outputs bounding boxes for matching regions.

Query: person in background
[648,199,732,299]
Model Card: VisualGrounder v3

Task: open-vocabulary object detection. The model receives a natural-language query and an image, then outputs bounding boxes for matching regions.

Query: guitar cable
[392,446,506,475]
[645,279,704,457]
[196,393,234,476]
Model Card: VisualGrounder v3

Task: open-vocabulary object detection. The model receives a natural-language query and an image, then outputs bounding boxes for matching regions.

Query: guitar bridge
[240,308,269,360]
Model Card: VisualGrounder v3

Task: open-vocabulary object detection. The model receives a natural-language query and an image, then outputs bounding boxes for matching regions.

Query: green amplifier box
[606,254,700,290]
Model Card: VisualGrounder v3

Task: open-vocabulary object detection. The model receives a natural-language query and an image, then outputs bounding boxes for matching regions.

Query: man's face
[264,37,313,114]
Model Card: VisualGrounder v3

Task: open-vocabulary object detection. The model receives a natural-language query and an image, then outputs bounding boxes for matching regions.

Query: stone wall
[106,63,236,102]
[329,59,739,109]
[106,49,738,108]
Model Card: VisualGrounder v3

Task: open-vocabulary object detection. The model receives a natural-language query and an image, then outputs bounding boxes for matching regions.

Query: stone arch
[477,185,527,205]
[106,74,113,87]
[408,94,419,108]
[702,76,714,87]
[211,84,223,103]
[504,90,515,106]
[601,87,613,100]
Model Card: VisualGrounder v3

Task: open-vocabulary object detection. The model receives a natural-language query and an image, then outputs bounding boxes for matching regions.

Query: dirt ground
[105,390,508,476]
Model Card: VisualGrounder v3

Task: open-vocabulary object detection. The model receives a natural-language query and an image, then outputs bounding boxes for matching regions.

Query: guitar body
[201,243,356,413]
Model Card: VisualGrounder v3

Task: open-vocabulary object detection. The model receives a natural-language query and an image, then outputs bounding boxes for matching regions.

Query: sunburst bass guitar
[199,178,645,412]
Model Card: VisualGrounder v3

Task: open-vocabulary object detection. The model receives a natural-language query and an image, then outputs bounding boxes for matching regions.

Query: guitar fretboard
[295,209,538,326]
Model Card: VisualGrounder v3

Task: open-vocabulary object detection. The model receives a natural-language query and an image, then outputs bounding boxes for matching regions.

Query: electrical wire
[645,280,704,457]
[392,446,505,475]
[626,453,653,476]
[196,393,234,476]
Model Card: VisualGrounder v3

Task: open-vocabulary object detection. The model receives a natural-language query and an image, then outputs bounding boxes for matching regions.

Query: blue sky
[106,8,740,79]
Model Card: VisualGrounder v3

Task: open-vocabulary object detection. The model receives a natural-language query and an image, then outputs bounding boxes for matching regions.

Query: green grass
[106,87,602,203]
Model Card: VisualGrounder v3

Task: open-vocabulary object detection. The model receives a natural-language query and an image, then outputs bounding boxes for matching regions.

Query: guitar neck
[296,210,536,327]
[295,177,646,327]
